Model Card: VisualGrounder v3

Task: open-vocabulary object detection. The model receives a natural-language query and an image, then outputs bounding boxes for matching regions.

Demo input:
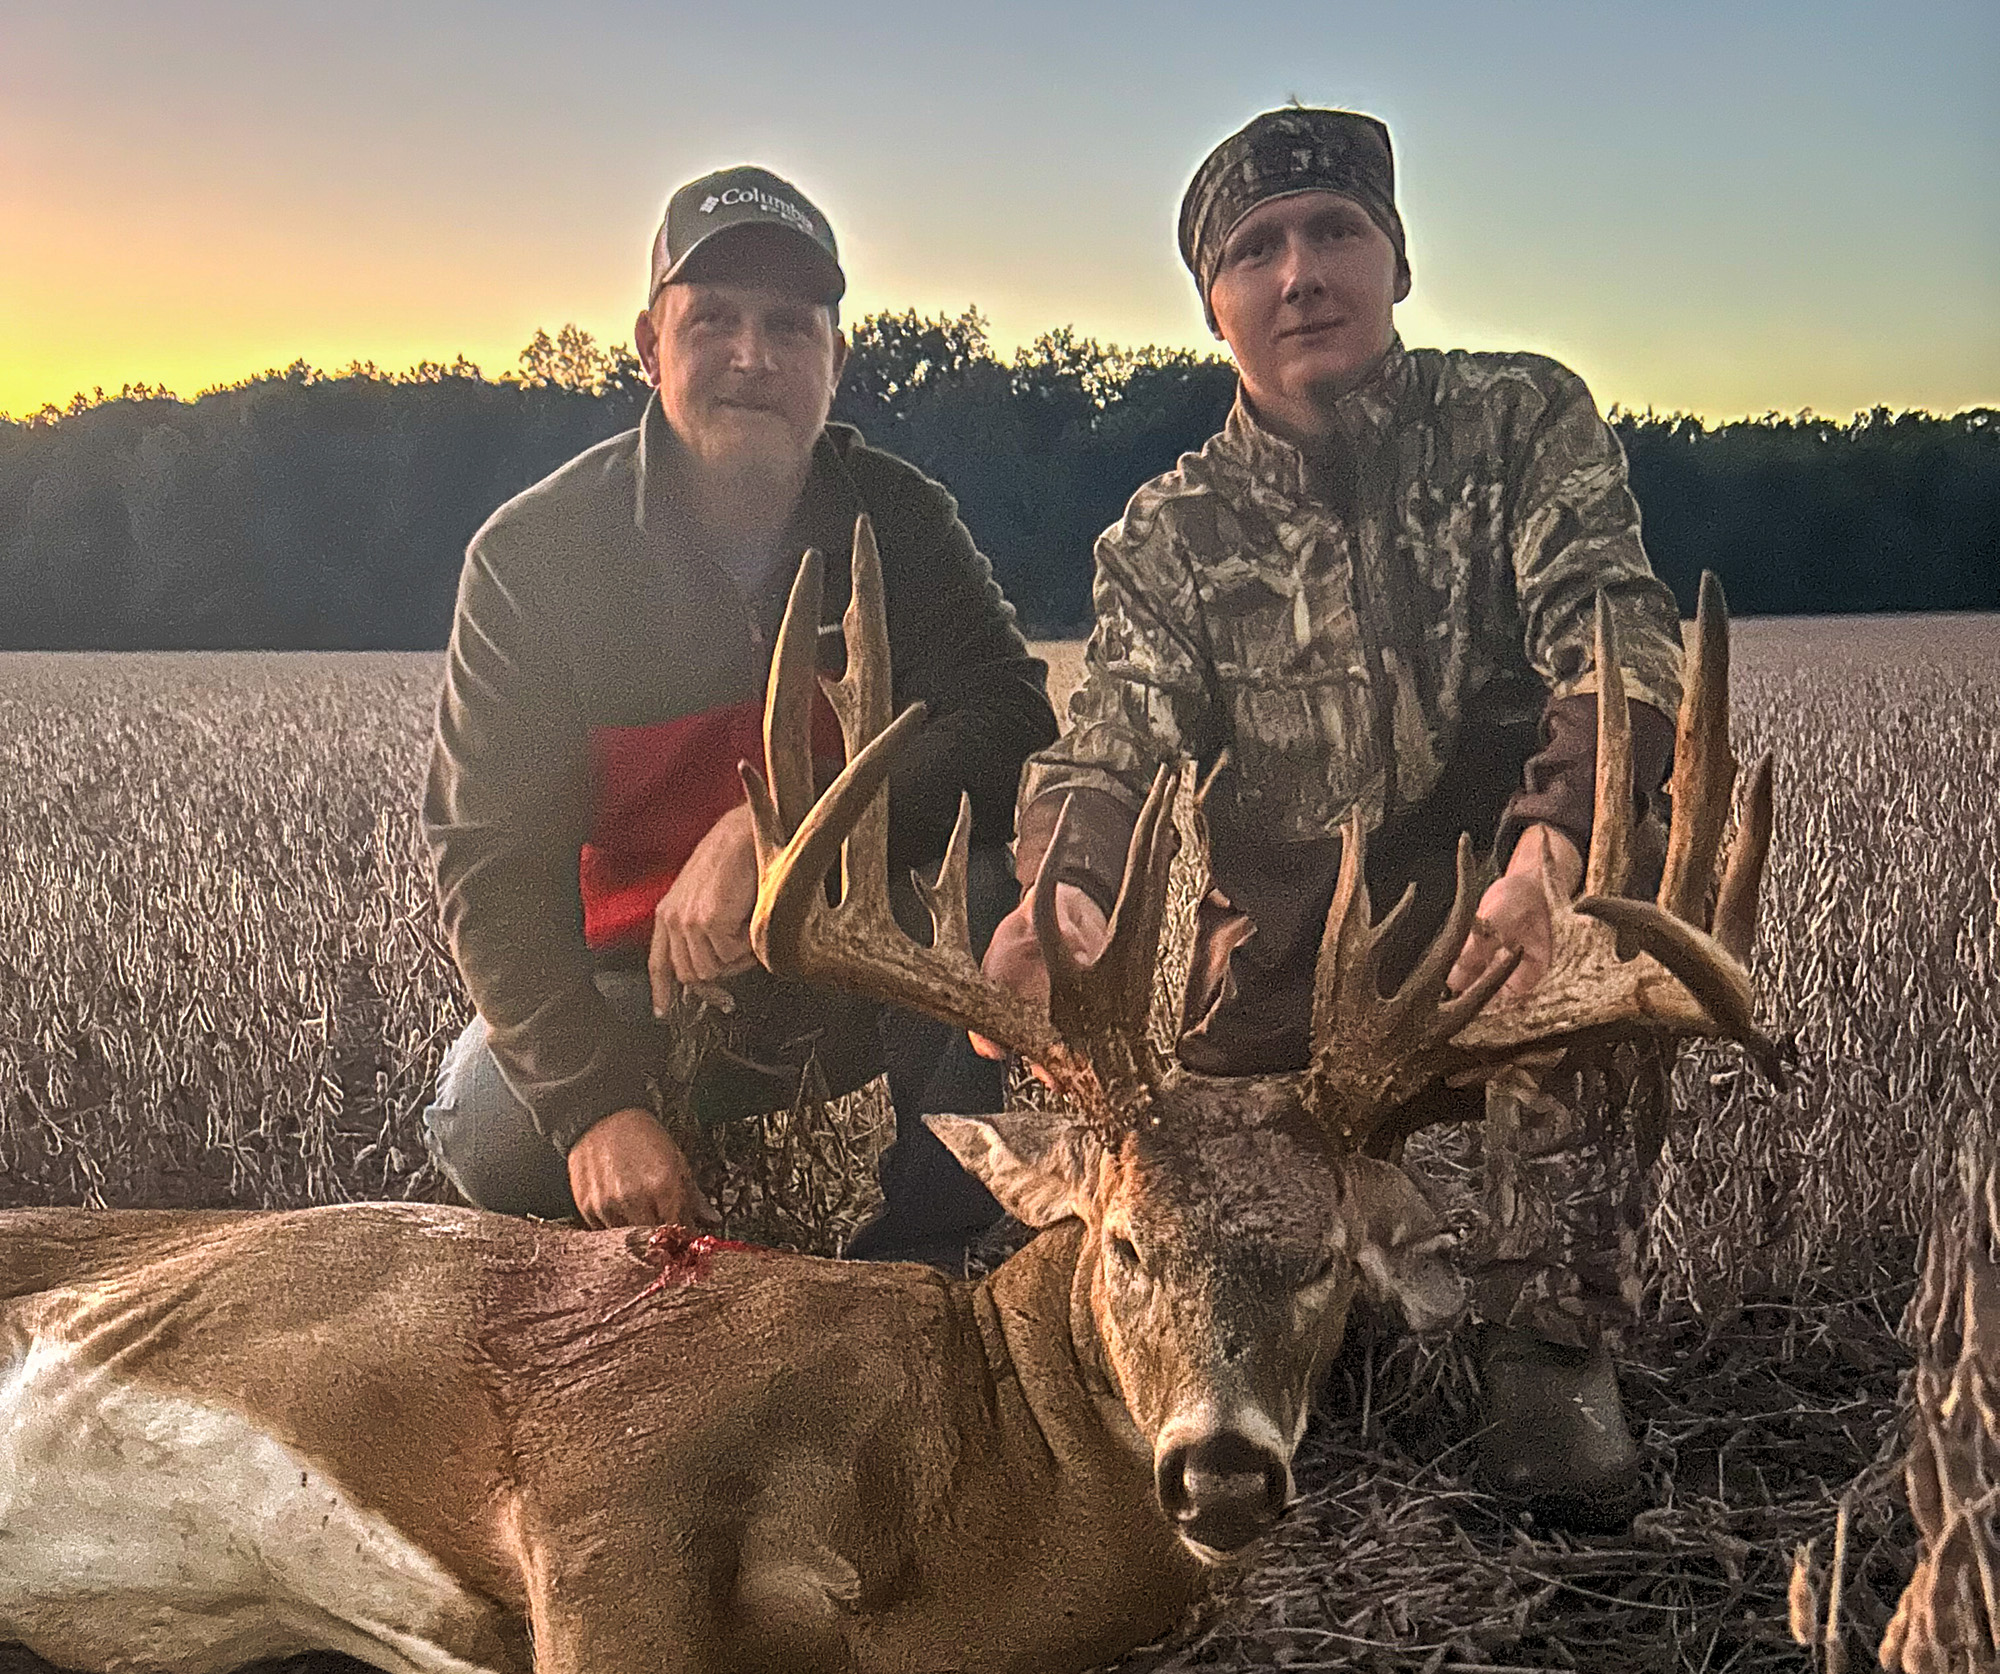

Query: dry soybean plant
[1788,1142,2000,1674]
[0,653,457,1211]
[1877,1146,2000,1673]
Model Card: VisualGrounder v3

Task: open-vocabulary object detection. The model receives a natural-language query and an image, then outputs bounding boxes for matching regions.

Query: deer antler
[1454,574,1777,1066]
[1301,573,1778,1154]
[742,515,1175,1127]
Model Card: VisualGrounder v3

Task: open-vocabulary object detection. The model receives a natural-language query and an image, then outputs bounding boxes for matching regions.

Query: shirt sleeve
[1507,363,1685,720]
[421,518,655,1157]
[1495,692,1678,876]
[1014,493,1213,907]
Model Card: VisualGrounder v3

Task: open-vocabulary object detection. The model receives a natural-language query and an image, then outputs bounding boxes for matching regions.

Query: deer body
[1,1203,1213,1674]
[2,527,1775,1672]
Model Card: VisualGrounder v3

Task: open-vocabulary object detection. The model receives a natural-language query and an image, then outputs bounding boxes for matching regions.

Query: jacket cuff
[1495,695,1676,871]
[516,1037,657,1158]
[1015,786,1147,919]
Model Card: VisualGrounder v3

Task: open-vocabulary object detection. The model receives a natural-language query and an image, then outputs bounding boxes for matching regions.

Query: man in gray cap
[981,109,1687,1526]
[421,165,1054,1266]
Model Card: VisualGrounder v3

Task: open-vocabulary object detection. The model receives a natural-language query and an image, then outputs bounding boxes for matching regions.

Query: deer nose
[1154,1431,1293,1555]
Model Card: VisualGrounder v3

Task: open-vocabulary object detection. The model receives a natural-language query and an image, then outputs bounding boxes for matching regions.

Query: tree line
[1,311,1993,649]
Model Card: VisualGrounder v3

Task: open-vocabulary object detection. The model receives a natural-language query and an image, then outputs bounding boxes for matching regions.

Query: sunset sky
[4,0,1995,422]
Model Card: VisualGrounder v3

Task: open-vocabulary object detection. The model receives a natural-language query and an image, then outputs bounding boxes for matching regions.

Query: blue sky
[4,0,1995,418]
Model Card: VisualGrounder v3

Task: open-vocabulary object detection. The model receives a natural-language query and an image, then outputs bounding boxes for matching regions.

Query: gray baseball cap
[648,166,845,305]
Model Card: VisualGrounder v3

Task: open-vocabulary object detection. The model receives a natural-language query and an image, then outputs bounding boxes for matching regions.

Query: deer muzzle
[1154,1425,1295,1559]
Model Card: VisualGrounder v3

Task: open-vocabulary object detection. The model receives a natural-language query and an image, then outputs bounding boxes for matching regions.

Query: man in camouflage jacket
[984,107,1686,1525]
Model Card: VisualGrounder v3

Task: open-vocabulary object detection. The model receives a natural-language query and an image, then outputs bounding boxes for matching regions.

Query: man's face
[636,278,847,479]
[1206,191,1408,440]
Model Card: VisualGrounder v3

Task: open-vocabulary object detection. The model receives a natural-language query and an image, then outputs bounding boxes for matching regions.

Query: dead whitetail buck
[1,522,1772,1674]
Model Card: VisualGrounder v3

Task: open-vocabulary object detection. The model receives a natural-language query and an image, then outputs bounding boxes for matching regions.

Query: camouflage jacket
[1019,338,1685,1072]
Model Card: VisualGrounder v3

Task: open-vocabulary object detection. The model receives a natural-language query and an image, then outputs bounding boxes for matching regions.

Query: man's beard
[685,434,813,547]
[701,444,805,504]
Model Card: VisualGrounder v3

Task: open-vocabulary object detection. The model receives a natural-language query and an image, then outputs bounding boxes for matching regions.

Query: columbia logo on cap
[710,185,815,233]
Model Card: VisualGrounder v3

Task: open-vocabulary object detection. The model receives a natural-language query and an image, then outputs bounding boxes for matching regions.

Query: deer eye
[1304,1252,1340,1287]
[1109,1233,1140,1270]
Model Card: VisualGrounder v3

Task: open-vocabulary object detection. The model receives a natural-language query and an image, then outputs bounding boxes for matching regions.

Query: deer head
[743,519,1776,1561]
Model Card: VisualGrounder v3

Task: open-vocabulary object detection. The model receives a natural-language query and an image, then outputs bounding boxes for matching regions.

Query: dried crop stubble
[1792,1145,2000,1673]
[1,613,1996,1673]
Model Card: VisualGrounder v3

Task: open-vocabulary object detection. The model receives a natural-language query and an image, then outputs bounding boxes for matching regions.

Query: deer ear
[1345,1158,1465,1332]
[925,1113,1103,1229]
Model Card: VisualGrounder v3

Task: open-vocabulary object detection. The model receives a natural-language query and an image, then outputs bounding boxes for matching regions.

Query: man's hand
[1447,823,1583,1002]
[649,800,761,1015]
[972,881,1110,1068]
[567,1106,722,1231]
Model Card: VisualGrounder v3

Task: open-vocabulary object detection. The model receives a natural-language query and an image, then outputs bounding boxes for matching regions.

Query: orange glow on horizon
[4,191,1993,427]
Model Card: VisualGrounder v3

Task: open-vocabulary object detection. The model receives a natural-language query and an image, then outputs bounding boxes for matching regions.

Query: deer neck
[935,1220,1208,1666]
[972,1221,1147,1474]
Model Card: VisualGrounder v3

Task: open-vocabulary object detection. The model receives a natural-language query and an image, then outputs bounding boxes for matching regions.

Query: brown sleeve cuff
[1495,695,1676,871]
[1015,786,1153,919]
[531,1046,658,1157]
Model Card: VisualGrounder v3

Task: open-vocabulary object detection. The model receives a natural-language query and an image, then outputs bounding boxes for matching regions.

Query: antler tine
[827,513,897,923]
[1401,834,1518,1039]
[1314,811,1395,1028]
[1083,766,1180,1034]
[1313,808,1371,1028]
[1035,767,1178,1097]
[913,790,974,963]
[1586,591,1634,900]
[1658,571,1738,924]
[760,547,827,846]
[1303,814,1520,1151]
[1713,752,1775,965]
[1029,793,1084,985]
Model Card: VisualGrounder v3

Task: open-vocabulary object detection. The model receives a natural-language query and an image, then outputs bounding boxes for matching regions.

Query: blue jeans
[422,844,1015,1254]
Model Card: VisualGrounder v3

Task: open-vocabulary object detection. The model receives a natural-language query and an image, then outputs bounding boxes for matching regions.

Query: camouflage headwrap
[1179,107,1409,329]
